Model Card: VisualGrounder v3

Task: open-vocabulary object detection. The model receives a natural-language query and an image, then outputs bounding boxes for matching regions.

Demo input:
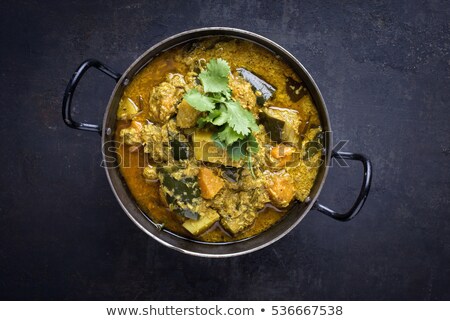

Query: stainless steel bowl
[62,27,372,257]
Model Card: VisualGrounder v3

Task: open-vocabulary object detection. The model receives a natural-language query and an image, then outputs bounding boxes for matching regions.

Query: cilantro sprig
[198,59,230,93]
[183,58,259,172]
[183,89,215,112]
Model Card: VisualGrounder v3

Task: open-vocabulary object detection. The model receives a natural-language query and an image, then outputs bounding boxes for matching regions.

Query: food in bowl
[115,36,323,242]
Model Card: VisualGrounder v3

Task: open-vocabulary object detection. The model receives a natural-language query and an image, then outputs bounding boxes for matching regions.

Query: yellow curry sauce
[115,37,322,242]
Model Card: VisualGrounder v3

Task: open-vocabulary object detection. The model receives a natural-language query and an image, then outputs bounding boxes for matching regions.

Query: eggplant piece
[170,137,190,160]
[183,40,201,53]
[158,167,201,220]
[220,166,243,183]
[237,68,276,106]
[177,209,199,220]
[159,168,200,203]
[260,112,284,143]
[260,107,301,144]
[286,77,308,102]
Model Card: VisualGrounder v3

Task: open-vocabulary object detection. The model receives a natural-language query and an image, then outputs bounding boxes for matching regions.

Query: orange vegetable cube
[198,167,224,199]
[265,173,295,207]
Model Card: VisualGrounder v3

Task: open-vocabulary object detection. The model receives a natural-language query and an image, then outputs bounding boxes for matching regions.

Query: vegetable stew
[115,37,323,242]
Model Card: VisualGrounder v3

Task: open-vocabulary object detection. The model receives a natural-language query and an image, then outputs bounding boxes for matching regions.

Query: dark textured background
[0,0,449,300]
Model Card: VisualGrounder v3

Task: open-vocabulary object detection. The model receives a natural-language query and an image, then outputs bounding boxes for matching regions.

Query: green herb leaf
[222,88,232,100]
[215,126,244,146]
[198,58,231,93]
[211,105,229,126]
[224,133,259,162]
[197,117,208,128]
[208,92,227,103]
[183,89,215,112]
[189,58,260,157]
[196,105,228,127]
[197,108,221,127]
[224,101,259,136]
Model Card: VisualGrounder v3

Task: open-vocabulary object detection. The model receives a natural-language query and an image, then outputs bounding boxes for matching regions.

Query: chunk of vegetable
[269,144,297,168]
[271,144,295,159]
[158,167,200,220]
[177,209,199,220]
[176,99,201,128]
[220,211,256,235]
[265,173,295,207]
[220,166,243,182]
[117,97,139,120]
[286,77,307,102]
[294,95,321,127]
[192,130,241,167]
[159,168,200,203]
[198,167,224,199]
[260,107,301,144]
[182,208,220,236]
[237,68,275,106]
[170,136,190,160]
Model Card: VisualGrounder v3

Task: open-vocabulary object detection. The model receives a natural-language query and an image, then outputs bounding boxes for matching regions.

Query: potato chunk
[176,99,201,128]
[117,97,139,120]
[182,207,220,236]
[198,167,224,199]
[192,130,242,167]
[271,144,295,159]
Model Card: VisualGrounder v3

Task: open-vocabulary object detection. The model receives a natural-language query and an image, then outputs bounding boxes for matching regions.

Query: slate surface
[0,0,449,300]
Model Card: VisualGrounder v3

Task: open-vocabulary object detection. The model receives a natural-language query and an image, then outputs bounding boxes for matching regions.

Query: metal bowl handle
[62,59,121,134]
[313,151,372,221]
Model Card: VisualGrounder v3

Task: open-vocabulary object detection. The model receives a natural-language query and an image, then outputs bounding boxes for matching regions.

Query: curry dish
[115,37,323,242]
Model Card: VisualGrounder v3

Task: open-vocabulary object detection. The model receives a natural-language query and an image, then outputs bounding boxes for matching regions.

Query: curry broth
[115,134,289,242]
[115,37,321,242]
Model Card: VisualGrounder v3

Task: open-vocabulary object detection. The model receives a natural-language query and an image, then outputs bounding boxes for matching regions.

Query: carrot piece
[270,144,296,168]
[198,167,224,199]
[271,144,295,159]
